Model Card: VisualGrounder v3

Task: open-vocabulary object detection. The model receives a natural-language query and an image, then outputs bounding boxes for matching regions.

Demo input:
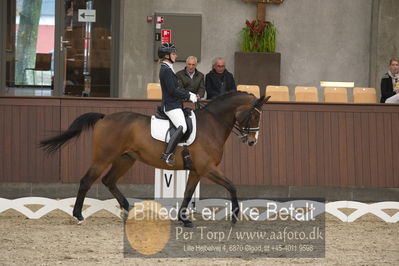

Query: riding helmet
[158,43,177,59]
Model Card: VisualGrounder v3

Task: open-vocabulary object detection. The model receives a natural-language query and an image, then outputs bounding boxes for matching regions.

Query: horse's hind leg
[205,168,239,224]
[101,153,135,217]
[73,163,109,222]
[178,171,200,227]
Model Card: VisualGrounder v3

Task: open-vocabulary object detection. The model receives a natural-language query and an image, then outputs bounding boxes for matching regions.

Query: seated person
[176,56,205,99]
[380,57,399,103]
[205,57,236,99]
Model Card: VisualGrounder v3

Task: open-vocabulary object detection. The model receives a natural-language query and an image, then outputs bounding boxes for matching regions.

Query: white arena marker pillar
[154,169,200,208]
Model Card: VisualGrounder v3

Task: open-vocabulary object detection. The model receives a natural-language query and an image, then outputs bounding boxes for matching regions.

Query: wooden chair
[265,85,289,101]
[323,87,348,103]
[353,87,377,103]
[237,85,260,98]
[25,53,52,86]
[146,83,162,99]
[294,86,318,102]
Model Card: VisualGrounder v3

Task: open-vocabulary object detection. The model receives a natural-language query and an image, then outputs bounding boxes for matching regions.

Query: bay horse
[40,91,270,227]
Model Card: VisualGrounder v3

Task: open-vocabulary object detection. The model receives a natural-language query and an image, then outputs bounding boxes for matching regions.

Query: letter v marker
[164,173,173,187]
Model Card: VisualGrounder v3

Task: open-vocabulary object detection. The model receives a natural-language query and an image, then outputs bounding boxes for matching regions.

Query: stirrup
[161,153,175,166]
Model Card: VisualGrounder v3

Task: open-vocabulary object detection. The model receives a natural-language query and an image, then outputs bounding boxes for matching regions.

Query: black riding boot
[161,126,183,166]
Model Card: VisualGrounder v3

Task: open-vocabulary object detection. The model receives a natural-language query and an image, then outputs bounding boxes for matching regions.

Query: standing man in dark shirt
[176,56,205,99]
[205,57,236,99]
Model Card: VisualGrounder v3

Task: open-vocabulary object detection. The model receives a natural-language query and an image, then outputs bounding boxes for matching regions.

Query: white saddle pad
[150,111,197,146]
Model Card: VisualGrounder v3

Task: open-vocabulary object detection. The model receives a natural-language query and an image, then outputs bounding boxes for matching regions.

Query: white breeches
[164,107,187,133]
[385,93,399,104]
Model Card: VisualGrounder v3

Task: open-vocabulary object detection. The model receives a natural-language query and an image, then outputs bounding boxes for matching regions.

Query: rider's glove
[189,92,198,103]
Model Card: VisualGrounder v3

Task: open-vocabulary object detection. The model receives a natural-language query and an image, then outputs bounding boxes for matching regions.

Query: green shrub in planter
[240,19,276,53]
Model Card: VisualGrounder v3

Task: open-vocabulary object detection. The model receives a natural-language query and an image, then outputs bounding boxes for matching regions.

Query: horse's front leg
[178,171,200,227]
[205,168,239,224]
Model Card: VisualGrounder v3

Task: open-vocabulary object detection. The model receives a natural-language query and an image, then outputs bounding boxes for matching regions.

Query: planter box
[234,52,281,96]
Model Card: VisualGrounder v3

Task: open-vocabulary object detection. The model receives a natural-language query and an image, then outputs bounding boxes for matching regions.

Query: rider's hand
[189,92,198,103]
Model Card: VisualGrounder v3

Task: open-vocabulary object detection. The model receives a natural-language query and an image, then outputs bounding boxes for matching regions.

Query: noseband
[234,106,261,140]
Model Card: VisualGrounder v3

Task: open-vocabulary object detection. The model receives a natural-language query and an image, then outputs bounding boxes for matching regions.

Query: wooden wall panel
[0,97,60,182]
[260,103,399,188]
[368,113,378,187]
[383,114,393,187]
[0,97,398,188]
[345,113,356,186]
[392,113,399,187]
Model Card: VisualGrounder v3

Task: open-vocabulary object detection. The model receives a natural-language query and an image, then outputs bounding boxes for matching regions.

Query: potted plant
[235,19,281,95]
[241,19,276,53]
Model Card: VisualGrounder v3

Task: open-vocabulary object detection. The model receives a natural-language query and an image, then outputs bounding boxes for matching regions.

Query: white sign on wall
[78,9,96,23]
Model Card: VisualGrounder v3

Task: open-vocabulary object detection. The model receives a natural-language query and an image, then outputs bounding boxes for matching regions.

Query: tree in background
[15,0,43,85]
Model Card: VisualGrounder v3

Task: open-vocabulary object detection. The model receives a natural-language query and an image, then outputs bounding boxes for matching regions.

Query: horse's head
[202,91,271,146]
[235,95,271,146]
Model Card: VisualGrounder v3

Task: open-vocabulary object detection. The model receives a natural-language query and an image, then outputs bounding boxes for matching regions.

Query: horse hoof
[231,217,238,224]
[120,208,129,220]
[182,220,193,228]
[74,216,85,225]
[73,214,85,224]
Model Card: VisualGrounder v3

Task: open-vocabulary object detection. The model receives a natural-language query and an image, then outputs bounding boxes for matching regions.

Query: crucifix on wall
[241,0,284,22]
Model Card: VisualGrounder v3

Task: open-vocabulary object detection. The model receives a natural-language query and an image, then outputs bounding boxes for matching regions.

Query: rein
[195,101,260,139]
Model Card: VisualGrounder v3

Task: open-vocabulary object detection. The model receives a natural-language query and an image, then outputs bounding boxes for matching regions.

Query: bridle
[196,100,262,140]
[234,106,261,141]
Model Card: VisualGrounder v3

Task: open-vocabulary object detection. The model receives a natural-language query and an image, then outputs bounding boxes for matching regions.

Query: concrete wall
[0,0,6,91]
[370,0,399,94]
[120,0,397,99]
[120,0,253,98]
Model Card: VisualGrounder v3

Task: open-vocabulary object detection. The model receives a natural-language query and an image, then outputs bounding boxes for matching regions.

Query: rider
[158,43,198,166]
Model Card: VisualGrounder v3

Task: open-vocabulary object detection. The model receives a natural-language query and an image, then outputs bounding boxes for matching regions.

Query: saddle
[150,107,197,146]
[151,107,197,170]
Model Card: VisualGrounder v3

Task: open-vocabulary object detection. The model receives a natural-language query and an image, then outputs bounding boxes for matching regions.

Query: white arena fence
[0,197,398,223]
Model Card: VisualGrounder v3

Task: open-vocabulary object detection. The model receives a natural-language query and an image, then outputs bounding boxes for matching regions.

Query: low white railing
[0,197,398,223]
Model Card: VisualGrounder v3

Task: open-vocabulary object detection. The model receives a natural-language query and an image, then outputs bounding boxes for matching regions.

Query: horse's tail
[40,112,105,153]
